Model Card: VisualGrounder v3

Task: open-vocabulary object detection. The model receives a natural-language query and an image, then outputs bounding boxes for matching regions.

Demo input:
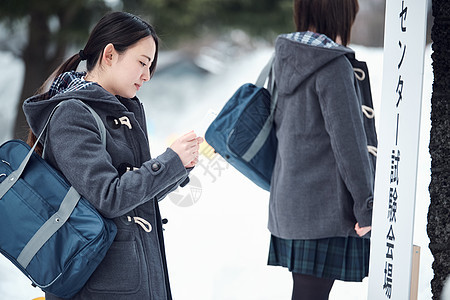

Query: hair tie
[78,49,87,61]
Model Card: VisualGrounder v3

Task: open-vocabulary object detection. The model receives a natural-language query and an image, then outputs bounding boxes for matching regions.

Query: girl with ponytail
[23,11,202,300]
[28,11,161,155]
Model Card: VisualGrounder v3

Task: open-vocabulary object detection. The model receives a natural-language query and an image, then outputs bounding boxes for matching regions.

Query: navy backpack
[0,101,116,298]
[205,55,277,191]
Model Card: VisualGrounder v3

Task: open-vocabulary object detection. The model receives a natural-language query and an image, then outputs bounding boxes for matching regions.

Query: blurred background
[0,1,434,299]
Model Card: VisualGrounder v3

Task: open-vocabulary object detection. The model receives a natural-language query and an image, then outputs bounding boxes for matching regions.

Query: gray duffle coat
[268,35,377,240]
[23,72,189,299]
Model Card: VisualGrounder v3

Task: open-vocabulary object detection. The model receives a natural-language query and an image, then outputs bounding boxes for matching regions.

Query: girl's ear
[102,43,116,66]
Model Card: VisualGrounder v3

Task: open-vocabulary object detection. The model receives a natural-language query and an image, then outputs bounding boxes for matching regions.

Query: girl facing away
[23,11,203,300]
[267,0,377,299]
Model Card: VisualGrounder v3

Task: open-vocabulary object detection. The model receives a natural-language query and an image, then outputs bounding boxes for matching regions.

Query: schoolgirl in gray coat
[23,12,202,300]
[267,1,377,299]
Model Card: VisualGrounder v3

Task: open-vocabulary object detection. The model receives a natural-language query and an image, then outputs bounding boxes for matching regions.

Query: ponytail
[37,53,84,94]
[26,130,41,156]
[28,52,84,154]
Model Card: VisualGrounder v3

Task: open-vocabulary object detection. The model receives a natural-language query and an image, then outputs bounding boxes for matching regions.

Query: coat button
[151,162,161,172]
[367,199,374,209]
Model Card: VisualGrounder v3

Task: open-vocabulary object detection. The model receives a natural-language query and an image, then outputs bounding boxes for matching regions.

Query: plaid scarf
[281,31,339,48]
[35,71,94,101]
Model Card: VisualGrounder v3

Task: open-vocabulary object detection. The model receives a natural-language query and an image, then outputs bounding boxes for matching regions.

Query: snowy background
[0,41,434,299]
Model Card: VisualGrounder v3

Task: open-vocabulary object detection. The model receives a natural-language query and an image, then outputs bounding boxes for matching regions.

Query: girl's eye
[140,61,147,67]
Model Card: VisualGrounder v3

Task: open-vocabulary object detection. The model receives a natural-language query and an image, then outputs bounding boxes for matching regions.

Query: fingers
[170,131,204,167]
[180,131,204,142]
[180,132,203,148]
[187,135,204,167]
[185,157,199,169]
[355,223,372,237]
[182,130,198,141]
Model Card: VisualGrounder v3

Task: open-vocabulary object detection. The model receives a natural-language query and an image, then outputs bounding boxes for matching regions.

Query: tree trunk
[12,6,81,141]
[13,11,54,140]
[427,0,450,299]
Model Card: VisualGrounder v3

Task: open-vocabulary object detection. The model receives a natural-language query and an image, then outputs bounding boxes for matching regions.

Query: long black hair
[29,11,159,154]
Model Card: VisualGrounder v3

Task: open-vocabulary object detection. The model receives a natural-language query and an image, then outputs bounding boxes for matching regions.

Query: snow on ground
[0,43,433,299]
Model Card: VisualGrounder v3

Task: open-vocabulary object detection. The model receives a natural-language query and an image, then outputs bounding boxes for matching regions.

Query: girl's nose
[142,67,150,82]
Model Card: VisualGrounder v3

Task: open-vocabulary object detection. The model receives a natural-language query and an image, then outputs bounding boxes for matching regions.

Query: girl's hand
[355,223,371,237]
[170,131,204,167]
[185,157,199,169]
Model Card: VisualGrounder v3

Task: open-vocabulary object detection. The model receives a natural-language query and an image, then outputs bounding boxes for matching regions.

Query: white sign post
[368,0,428,299]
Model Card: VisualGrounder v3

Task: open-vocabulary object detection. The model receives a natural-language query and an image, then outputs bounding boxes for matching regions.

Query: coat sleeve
[45,100,188,218]
[315,57,374,227]
[154,169,192,202]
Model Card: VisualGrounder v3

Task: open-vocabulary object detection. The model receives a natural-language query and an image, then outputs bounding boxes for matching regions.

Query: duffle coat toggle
[117,163,139,176]
[353,67,378,158]
[107,116,132,129]
[116,116,132,129]
[127,216,152,232]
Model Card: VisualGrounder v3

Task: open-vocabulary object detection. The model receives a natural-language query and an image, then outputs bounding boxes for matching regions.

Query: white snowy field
[0,42,434,300]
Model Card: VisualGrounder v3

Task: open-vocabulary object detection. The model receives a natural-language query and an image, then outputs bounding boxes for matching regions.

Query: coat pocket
[86,240,143,294]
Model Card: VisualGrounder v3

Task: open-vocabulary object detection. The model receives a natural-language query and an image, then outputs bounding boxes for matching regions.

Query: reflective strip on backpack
[17,187,81,268]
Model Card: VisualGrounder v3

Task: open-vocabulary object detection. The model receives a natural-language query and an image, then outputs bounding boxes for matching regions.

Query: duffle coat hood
[23,72,189,299]
[269,34,377,240]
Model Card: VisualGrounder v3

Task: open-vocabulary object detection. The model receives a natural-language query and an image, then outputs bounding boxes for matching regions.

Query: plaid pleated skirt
[268,235,370,282]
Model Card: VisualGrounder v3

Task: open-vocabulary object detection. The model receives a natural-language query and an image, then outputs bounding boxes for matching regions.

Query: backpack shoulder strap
[255,53,275,88]
[76,101,106,148]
